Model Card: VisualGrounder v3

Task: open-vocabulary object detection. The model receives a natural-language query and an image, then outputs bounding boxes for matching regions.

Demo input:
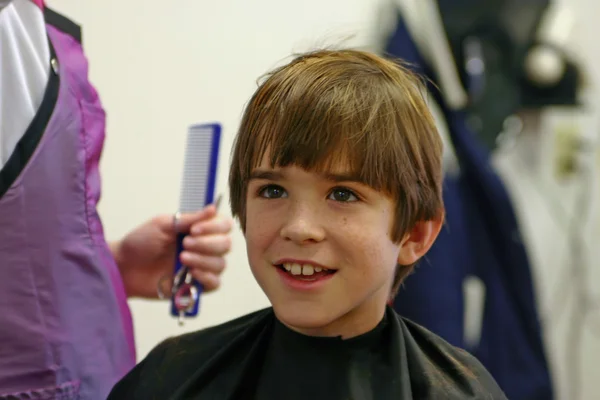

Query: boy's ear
[397,212,444,265]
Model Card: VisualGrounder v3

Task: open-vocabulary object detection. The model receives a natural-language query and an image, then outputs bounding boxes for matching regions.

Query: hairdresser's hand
[111,204,233,299]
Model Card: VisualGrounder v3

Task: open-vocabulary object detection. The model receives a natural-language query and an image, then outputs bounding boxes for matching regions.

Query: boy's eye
[258,184,287,199]
[328,187,358,202]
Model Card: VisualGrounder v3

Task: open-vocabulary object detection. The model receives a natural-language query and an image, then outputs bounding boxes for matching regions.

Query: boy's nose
[279,203,325,244]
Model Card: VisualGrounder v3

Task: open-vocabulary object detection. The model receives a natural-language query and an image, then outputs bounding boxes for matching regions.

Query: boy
[108,49,507,399]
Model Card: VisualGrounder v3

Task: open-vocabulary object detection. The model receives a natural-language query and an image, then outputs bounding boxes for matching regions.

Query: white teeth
[302,264,314,275]
[291,263,302,275]
[282,262,329,275]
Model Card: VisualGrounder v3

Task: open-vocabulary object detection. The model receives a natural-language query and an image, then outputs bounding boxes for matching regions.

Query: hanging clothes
[0,2,136,399]
[385,9,554,400]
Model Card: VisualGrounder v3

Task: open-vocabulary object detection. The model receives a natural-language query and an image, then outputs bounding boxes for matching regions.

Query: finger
[190,216,233,235]
[189,270,221,293]
[180,252,226,275]
[183,234,232,256]
[175,205,217,233]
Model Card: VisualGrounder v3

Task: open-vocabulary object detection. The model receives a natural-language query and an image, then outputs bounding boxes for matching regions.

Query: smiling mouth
[276,262,336,280]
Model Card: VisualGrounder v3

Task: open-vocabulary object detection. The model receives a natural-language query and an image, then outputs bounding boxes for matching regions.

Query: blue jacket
[386,11,554,400]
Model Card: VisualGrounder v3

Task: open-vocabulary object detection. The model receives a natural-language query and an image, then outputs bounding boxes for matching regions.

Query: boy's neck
[275,303,388,340]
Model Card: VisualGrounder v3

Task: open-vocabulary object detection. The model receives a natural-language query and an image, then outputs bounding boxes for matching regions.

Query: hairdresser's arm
[109,205,233,298]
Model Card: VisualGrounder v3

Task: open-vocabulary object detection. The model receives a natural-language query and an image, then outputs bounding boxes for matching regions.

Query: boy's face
[245,156,407,338]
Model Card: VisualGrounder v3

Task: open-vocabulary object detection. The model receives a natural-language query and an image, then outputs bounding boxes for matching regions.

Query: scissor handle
[170,233,203,318]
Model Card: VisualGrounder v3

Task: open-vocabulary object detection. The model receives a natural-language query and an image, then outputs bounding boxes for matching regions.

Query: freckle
[342,217,347,225]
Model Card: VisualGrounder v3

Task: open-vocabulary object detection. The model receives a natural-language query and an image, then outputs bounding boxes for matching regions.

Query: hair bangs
[244,70,398,195]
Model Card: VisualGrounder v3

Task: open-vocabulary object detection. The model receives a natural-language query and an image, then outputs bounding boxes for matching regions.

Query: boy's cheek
[244,231,269,259]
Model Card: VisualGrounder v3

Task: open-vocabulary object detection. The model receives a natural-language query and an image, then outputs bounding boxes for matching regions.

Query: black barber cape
[108,306,506,399]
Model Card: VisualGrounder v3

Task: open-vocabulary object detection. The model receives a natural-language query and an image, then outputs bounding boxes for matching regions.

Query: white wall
[50,0,600,398]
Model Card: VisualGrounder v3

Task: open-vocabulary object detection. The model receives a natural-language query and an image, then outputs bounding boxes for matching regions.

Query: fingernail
[183,237,194,247]
[191,226,202,235]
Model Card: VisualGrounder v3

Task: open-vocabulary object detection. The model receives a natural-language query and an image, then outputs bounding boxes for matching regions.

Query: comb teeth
[179,124,220,213]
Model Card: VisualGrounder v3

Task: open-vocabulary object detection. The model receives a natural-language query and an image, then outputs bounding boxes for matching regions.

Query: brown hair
[229,49,444,295]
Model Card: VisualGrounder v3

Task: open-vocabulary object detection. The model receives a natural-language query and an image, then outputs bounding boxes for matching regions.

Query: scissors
[157,194,222,326]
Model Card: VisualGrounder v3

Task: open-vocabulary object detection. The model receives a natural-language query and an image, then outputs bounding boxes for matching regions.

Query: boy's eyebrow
[249,170,283,181]
[249,169,364,184]
[321,172,365,184]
